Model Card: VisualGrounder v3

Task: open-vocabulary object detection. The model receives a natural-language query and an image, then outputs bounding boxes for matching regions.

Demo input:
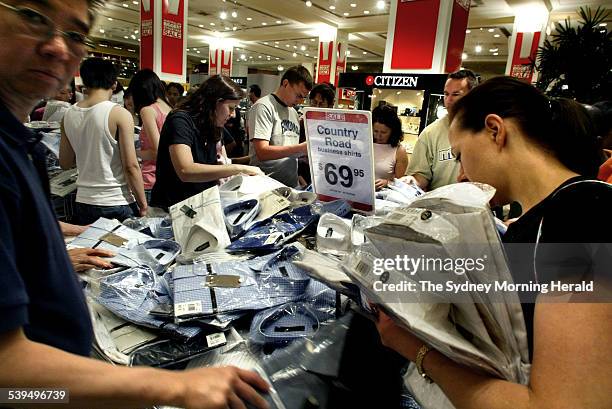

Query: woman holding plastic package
[375,76,612,408]
[150,75,262,211]
[372,105,408,190]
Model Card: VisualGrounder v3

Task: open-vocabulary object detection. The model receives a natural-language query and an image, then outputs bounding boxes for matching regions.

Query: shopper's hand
[59,221,89,237]
[375,179,389,191]
[139,204,148,217]
[178,366,270,409]
[372,306,422,361]
[238,165,264,176]
[68,248,115,272]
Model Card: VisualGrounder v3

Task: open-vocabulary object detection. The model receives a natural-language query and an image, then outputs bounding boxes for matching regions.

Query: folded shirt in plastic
[70,217,154,250]
[172,251,312,322]
[249,302,320,345]
[169,186,231,257]
[95,266,203,340]
[223,198,260,239]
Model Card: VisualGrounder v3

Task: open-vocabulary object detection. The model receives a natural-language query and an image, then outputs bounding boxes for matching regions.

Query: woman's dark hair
[372,105,403,147]
[127,69,170,114]
[310,83,336,106]
[449,76,601,178]
[176,75,244,143]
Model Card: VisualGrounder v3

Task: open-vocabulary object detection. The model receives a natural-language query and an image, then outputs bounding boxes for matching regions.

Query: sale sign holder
[303,108,375,213]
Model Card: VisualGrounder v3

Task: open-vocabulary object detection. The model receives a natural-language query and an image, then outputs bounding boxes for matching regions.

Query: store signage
[231,77,247,87]
[341,88,357,100]
[161,0,185,76]
[366,75,420,88]
[304,108,375,212]
[140,0,155,70]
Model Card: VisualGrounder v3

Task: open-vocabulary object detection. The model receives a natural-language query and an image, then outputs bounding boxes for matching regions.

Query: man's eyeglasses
[291,83,308,100]
[0,1,93,57]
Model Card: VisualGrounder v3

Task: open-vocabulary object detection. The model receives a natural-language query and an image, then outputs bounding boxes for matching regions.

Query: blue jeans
[73,202,139,225]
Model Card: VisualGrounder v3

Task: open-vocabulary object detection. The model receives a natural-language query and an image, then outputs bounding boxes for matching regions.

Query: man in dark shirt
[0,1,268,407]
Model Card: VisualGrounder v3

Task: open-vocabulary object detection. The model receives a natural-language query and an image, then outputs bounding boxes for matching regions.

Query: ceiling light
[276,57,280,60]
[274,45,279,48]
[286,44,290,47]
[198,24,204,28]
[107,17,113,21]
[201,59,207,63]
[362,51,367,54]
[232,11,238,18]
[346,50,351,55]
[264,42,269,45]
[196,50,200,54]
[232,27,237,31]
[210,22,215,26]
[465,29,471,34]
[305,1,312,6]
[600,23,607,27]
[300,45,306,51]
[311,38,316,42]
[131,35,136,39]
[220,11,227,19]
[461,52,468,59]
[488,28,495,32]
[329,5,335,10]
[278,65,284,71]
[416,92,421,96]
[186,48,190,51]
[262,22,267,25]
[246,17,252,21]
[249,56,253,59]
[99,28,105,33]
[396,91,401,95]
[292,52,297,57]
[376,1,385,10]
[350,3,357,7]
[124,35,129,39]
[122,3,129,8]
[276,20,281,24]
[132,0,138,4]
[343,12,349,16]
[475,45,482,53]
[305,53,309,56]
[258,55,262,58]
[494,34,500,38]
[493,52,499,56]
[134,30,139,34]
[351,65,358,70]
[240,54,246,59]
[364,10,370,14]
[489,48,498,52]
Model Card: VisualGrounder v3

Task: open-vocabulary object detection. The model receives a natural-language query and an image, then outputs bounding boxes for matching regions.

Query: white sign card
[303,108,375,212]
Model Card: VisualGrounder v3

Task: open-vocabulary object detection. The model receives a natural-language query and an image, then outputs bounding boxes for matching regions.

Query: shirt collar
[271,93,288,108]
[0,100,41,148]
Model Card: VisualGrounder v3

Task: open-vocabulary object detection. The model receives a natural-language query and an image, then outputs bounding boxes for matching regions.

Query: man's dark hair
[167,82,185,95]
[79,58,117,90]
[249,84,262,98]
[280,66,314,91]
[310,83,336,106]
[448,69,479,90]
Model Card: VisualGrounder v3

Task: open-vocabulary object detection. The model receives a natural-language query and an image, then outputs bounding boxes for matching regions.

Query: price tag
[303,108,375,212]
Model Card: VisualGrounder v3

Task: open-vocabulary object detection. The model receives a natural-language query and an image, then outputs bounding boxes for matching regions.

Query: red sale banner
[161,0,184,76]
[140,0,155,70]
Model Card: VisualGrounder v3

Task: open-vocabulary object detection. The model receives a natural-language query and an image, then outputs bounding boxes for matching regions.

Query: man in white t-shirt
[248,66,313,187]
[406,69,478,191]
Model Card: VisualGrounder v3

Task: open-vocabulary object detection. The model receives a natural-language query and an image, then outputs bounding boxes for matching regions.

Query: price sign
[304,108,375,212]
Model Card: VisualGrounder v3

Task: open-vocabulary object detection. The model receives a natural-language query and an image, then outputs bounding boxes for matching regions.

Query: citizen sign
[366,75,420,88]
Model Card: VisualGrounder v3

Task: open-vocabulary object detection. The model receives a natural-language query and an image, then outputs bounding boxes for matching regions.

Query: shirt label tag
[175,301,203,317]
[206,332,227,348]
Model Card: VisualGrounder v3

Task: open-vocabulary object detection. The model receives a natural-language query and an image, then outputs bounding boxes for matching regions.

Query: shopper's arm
[138,106,160,161]
[375,301,612,409]
[252,139,307,161]
[0,328,270,409]
[113,106,147,215]
[394,145,408,178]
[59,120,76,170]
[169,144,262,183]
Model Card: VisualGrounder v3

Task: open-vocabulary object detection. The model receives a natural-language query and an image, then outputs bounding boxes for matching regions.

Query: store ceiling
[91,0,611,75]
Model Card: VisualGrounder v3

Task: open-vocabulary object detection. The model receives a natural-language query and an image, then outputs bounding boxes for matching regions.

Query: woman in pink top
[128,69,173,192]
[372,105,408,190]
